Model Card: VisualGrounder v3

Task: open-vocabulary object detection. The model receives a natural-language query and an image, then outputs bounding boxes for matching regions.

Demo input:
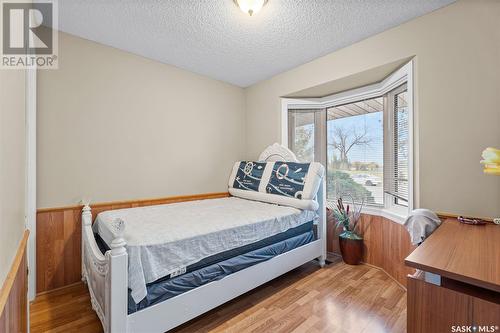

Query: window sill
[326,200,409,224]
[361,206,408,224]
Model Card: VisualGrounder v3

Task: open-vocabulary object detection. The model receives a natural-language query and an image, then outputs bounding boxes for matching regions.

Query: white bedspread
[93,197,316,303]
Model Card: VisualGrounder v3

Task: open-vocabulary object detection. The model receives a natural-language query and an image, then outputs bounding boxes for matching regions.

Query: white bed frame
[81,143,327,333]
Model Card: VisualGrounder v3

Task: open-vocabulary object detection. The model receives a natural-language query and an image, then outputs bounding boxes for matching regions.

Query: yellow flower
[481,147,500,163]
[481,147,500,175]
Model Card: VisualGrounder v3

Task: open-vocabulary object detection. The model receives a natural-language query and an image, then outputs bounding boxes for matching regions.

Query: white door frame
[26,66,37,301]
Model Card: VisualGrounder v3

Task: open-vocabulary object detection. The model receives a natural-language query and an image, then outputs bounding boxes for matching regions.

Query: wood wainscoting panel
[36,208,82,293]
[359,215,417,287]
[327,212,416,287]
[36,192,230,293]
[0,230,29,333]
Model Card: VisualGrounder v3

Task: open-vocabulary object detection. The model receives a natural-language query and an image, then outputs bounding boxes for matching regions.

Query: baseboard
[34,281,82,298]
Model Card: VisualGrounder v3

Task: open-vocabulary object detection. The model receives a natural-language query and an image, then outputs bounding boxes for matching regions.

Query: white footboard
[81,204,128,333]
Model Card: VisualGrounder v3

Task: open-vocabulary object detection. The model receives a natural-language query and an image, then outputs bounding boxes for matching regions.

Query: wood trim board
[0,230,29,333]
[36,192,230,213]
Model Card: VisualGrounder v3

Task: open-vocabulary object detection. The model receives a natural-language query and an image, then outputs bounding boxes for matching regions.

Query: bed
[81,143,327,333]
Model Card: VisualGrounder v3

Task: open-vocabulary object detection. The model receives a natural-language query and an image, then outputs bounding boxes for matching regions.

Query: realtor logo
[1,0,58,68]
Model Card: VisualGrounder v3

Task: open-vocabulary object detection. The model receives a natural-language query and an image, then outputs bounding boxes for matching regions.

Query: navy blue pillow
[266,162,310,199]
[232,161,266,191]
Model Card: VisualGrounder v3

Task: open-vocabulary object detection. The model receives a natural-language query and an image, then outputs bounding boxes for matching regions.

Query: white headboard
[258,143,299,162]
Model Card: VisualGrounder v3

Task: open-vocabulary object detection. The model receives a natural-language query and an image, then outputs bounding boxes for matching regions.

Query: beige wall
[37,32,246,208]
[0,69,26,285]
[245,0,500,218]
[38,1,500,218]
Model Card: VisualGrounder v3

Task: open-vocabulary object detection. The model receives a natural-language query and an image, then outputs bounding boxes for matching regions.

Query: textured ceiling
[55,0,455,87]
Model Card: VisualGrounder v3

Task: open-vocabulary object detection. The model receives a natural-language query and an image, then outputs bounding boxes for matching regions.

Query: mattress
[96,220,313,276]
[93,197,316,303]
[128,230,315,314]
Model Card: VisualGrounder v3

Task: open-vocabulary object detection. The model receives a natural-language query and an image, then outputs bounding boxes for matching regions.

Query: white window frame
[281,61,414,222]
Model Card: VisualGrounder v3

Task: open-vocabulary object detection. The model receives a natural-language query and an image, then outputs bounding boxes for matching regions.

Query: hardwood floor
[30,257,407,333]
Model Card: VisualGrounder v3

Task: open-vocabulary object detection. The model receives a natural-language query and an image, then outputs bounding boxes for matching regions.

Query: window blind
[384,84,409,204]
[326,97,385,206]
[288,109,317,163]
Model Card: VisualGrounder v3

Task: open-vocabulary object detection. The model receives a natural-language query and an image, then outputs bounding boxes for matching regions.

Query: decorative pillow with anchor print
[232,161,266,192]
[266,162,310,199]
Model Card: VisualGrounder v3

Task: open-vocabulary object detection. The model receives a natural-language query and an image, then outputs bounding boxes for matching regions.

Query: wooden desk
[405,218,500,333]
[405,218,499,292]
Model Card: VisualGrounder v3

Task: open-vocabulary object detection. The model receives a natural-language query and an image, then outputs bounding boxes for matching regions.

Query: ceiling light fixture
[234,0,268,16]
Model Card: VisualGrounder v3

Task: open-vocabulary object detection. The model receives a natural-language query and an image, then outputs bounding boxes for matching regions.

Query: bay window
[284,62,413,215]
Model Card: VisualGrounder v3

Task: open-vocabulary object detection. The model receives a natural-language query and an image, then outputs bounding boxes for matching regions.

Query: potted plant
[330,196,364,265]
